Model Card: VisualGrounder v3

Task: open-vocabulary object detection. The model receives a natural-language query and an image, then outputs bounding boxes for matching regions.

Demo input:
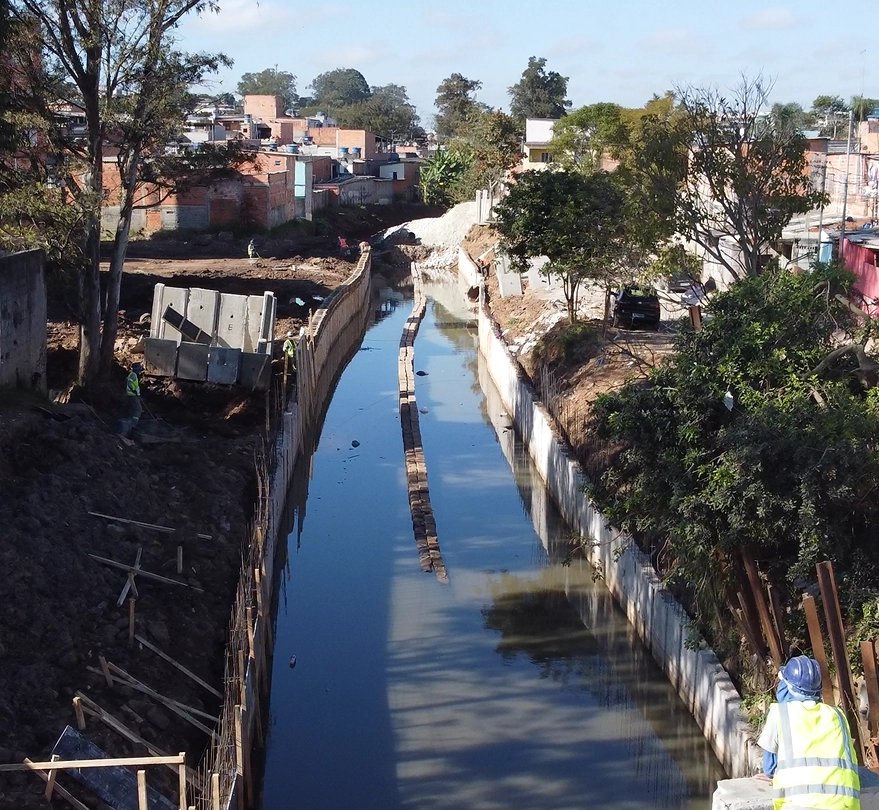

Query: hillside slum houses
[100,94,427,236]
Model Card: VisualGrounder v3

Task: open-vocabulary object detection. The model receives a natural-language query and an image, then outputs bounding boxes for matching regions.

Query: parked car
[613,286,661,330]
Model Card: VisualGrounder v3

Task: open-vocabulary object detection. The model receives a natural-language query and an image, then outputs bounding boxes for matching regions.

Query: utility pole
[839,109,855,259]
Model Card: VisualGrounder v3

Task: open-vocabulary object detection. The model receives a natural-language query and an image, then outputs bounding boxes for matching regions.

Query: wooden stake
[88,511,211,540]
[23,759,90,810]
[817,561,863,755]
[177,545,184,575]
[238,649,247,706]
[133,634,222,698]
[2,755,185,772]
[99,655,114,687]
[246,605,255,660]
[177,754,187,810]
[767,584,790,660]
[128,597,136,648]
[117,548,143,607]
[44,754,59,800]
[89,554,204,591]
[211,773,221,810]
[802,594,836,706]
[234,706,244,777]
[73,696,86,731]
[137,770,148,810]
[741,549,784,666]
[861,641,879,736]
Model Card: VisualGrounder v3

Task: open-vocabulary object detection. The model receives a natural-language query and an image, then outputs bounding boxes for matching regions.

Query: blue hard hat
[781,655,822,694]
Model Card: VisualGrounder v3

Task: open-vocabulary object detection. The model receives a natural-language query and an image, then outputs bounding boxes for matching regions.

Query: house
[521,118,558,170]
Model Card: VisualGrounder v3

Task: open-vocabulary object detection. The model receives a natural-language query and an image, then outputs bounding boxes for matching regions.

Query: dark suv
[612,286,661,330]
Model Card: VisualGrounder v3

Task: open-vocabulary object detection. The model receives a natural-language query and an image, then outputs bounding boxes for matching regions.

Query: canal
[260,281,725,810]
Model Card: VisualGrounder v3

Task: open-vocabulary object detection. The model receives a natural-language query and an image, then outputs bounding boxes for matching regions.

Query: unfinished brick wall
[0,250,47,391]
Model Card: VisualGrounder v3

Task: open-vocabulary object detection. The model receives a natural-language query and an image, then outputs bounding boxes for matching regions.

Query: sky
[176,0,873,126]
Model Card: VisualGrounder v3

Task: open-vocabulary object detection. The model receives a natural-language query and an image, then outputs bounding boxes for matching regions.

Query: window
[539,152,553,164]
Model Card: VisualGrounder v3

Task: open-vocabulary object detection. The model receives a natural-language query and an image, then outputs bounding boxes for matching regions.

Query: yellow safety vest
[126,371,140,397]
[774,701,860,810]
[283,338,296,358]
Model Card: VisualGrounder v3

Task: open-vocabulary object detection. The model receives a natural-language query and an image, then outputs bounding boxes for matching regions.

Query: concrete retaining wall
[0,250,47,391]
[476,289,760,779]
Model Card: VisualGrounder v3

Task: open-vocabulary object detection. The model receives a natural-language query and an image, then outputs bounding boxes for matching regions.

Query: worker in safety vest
[247,239,257,264]
[125,362,143,435]
[282,331,297,370]
[758,655,860,810]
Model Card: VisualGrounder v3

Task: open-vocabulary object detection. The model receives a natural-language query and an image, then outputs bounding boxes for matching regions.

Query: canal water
[261,283,725,810]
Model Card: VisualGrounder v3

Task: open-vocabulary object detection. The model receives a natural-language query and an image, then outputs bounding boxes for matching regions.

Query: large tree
[493,170,628,322]
[434,73,484,142]
[236,68,297,109]
[8,0,230,383]
[811,94,848,138]
[308,68,371,113]
[633,75,825,282]
[508,56,571,125]
[549,102,629,173]
[335,83,421,140]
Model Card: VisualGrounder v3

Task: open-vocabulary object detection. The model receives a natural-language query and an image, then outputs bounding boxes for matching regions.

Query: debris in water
[289,656,297,669]
[419,408,428,414]
[351,440,360,448]
[415,370,428,376]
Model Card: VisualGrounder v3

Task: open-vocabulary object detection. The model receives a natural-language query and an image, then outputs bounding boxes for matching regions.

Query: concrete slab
[713,774,879,810]
[239,352,272,390]
[245,295,266,353]
[186,288,219,338]
[216,293,248,349]
[177,342,209,381]
[207,346,241,385]
[143,338,178,377]
[496,255,523,298]
[150,285,189,343]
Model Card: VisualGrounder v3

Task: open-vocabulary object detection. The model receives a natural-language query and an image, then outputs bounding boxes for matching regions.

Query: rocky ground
[0,203,434,808]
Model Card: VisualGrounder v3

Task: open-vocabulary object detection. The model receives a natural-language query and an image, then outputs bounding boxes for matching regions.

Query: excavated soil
[0,204,436,808]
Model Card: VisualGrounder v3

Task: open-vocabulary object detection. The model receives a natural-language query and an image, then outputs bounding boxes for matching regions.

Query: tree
[236,68,297,108]
[811,95,848,138]
[434,73,484,141]
[634,75,825,282]
[493,170,628,322]
[419,149,471,206]
[508,56,571,126]
[308,68,371,113]
[851,95,879,122]
[449,109,521,199]
[335,84,421,140]
[550,103,629,173]
[584,263,879,661]
[9,0,229,383]
[770,102,812,133]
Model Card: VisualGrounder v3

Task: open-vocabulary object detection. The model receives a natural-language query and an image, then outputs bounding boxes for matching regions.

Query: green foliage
[559,321,598,360]
[851,95,879,122]
[493,170,628,322]
[334,83,421,140]
[584,264,879,646]
[811,95,849,137]
[434,73,485,142]
[649,243,702,283]
[419,149,471,206]
[236,68,297,108]
[508,56,571,126]
[308,68,371,113]
[770,102,812,132]
[447,109,521,200]
[550,103,628,173]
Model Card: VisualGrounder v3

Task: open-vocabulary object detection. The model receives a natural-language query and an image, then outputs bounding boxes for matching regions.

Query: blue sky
[177,0,872,126]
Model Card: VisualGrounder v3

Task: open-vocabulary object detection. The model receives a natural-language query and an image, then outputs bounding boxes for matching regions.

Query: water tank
[351,147,362,158]
[339,147,349,156]
[388,152,400,163]
[285,144,298,154]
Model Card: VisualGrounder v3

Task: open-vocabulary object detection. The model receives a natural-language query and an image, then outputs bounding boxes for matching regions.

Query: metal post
[839,110,854,259]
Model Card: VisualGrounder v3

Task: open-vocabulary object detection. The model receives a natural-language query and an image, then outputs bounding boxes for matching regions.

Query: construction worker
[282,330,297,371]
[247,238,257,264]
[758,655,860,809]
[125,362,143,435]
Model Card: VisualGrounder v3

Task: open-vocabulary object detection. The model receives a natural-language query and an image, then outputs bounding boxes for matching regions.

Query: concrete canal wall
[475,281,760,779]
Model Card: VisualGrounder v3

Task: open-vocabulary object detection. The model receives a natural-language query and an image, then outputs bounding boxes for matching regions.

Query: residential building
[521,118,557,170]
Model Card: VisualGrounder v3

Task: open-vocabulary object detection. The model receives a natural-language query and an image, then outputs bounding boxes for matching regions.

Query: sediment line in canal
[398,263,448,584]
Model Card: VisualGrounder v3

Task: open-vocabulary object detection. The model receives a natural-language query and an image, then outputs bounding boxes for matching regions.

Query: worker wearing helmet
[282,330,297,369]
[758,655,860,809]
[124,362,144,435]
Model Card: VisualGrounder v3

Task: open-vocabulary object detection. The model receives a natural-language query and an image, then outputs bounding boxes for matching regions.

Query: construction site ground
[0,203,431,808]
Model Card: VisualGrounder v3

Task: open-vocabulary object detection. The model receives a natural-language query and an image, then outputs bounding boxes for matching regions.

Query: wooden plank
[129,598,136,647]
[137,769,148,810]
[74,692,200,786]
[741,549,784,666]
[211,773,221,810]
[861,641,879,737]
[817,561,864,755]
[99,655,114,688]
[767,584,790,660]
[44,754,60,799]
[117,548,143,607]
[802,594,835,706]
[73,695,86,731]
[88,555,203,591]
[134,634,222,698]
[88,512,211,540]
[24,758,91,810]
[177,755,187,810]
[1,755,185,772]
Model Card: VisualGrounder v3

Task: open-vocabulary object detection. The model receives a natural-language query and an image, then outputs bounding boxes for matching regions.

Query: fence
[192,247,373,810]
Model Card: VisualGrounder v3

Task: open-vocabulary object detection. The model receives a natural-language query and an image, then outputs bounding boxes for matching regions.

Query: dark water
[261,286,725,810]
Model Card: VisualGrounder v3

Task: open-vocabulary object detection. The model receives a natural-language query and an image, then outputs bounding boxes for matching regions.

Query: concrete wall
[474,271,760,779]
[0,250,47,391]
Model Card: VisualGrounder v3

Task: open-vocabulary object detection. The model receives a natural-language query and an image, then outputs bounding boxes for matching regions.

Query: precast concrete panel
[216,293,248,348]
[245,295,265,353]
[177,342,209,381]
[186,288,220,339]
[151,285,189,343]
[239,352,272,390]
[143,338,178,377]
[207,346,241,385]
[496,254,523,298]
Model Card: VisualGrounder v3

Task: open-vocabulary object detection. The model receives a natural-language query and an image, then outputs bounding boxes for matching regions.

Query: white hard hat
[286,331,294,338]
